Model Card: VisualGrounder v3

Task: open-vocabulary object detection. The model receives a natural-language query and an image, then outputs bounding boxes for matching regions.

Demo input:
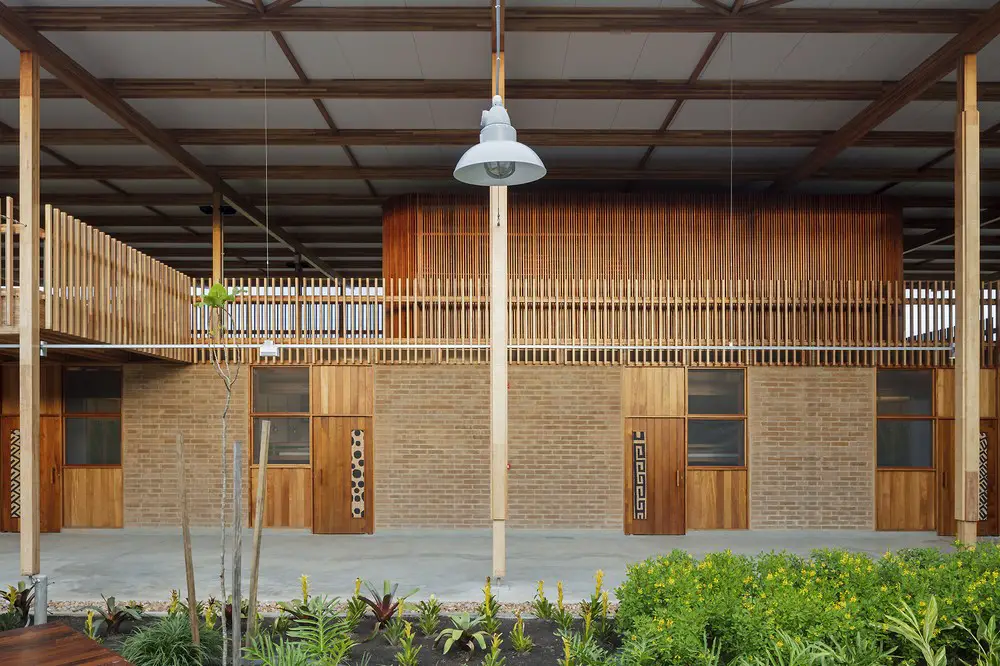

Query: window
[253,417,310,465]
[876,369,934,469]
[877,420,933,468]
[63,367,122,466]
[689,369,744,415]
[686,369,746,467]
[877,370,933,416]
[688,419,745,467]
[252,368,310,465]
[253,367,309,413]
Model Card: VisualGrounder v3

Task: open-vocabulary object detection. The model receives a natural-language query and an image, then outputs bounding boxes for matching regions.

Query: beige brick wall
[748,367,875,529]
[123,364,250,527]
[374,365,622,529]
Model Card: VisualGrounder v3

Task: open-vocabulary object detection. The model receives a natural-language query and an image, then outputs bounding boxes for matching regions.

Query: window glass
[688,419,745,467]
[65,368,122,414]
[688,369,744,415]
[253,417,310,465]
[65,417,121,465]
[877,419,933,468]
[253,368,309,413]
[877,370,932,416]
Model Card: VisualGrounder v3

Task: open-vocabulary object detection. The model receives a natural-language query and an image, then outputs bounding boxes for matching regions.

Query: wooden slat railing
[0,196,192,362]
[193,277,1000,368]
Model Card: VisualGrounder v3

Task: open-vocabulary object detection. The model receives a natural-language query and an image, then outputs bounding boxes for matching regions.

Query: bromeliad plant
[553,580,575,633]
[393,622,421,666]
[0,582,34,630]
[344,578,367,632]
[435,613,488,655]
[532,580,555,620]
[482,633,507,666]
[360,580,417,638]
[509,611,534,654]
[415,595,442,636]
[478,577,501,635]
[88,595,145,637]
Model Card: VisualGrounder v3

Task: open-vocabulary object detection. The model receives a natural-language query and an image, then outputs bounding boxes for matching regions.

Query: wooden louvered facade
[382,193,904,282]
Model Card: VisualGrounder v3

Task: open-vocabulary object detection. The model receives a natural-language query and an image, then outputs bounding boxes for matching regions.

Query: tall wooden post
[955,53,981,544]
[489,33,507,578]
[212,191,224,284]
[19,51,40,576]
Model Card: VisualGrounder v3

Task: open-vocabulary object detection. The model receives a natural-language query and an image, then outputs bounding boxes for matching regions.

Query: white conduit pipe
[0,343,954,352]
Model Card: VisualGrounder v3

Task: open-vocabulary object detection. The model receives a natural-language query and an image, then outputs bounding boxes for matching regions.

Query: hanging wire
[263,32,271,281]
[729,32,734,228]
[494,0,501,99]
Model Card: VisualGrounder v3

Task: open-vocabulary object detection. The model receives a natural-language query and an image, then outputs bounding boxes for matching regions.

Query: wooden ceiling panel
[412,31,493,79]
[425,99,497,129]
[47,31,296,79]
[502,32,569,78]
[631,33,720,79]
[105,179,211,194]
[550,99,641,130]
[349,145,465,167]
[670,99,870,131]
[0,178,111,194]
[43,145,174,165]
[324,98,435,129]
[608,100,679,130]
[827,146,949,169]
[532,146,649,166]
[223,178,373,194]
[127,98,331,129]
[560,33,654,79]
[646,145,812,169]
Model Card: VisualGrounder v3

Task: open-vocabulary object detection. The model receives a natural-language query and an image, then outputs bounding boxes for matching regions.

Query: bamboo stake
[176,434,200,646]
[247,420,271,642]
[232,438,243,664]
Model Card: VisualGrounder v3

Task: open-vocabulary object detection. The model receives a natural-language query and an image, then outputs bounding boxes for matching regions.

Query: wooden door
[937,419,999,537]
[313,416,373,534]
[0,416,62,533]
[626,418,685,535]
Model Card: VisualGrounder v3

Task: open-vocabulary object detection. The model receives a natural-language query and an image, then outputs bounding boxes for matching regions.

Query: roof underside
[0,0,998,279]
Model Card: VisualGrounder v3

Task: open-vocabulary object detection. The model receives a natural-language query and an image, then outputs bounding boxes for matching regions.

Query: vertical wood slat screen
[383,194,904,282]
[0,196,192,362]
[192,277,1000,369]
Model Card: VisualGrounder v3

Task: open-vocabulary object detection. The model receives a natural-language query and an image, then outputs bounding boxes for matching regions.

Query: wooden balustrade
[193,276,1000,368]
[0,196,192,362]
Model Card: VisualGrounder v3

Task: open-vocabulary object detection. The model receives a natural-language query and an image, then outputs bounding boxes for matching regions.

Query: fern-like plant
[509,611,534,654]
[415,596,442,636]
[481,633,506,666]
[394,622,421,666]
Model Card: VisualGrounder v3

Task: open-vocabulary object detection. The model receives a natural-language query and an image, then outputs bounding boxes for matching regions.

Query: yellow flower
[537,580,545,599]
[595,570,605,596]
[880,585,888,592]
[557,581,564,610]
[354,578,361,597]
[300,574,309,602]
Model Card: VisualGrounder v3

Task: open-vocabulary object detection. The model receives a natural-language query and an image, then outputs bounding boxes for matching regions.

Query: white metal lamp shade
[454,96,546,187]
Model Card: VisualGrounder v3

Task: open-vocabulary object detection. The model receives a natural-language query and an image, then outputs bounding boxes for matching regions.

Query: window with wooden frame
[687,369,746,467]
[876,369,934,468]
[251,367,310,466]
[63,367,122,466]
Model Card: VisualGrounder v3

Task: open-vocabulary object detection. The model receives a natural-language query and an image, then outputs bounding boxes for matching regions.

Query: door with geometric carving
[937,419,999,537]
[310,366,374,534]
[625,417,686,535]
[0,416,62,534]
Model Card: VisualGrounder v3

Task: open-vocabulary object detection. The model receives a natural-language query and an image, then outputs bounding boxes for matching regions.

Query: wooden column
[489,13,507,576]
[211,191,223,284]
[18,51,40,575]
[955,53,981,544]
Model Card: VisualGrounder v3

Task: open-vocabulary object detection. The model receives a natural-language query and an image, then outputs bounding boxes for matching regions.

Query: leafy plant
[344,595,367,633]
[554,606,575,634]
[84,610,99,642]
[203,597,219,631]
[532,580,555,620]
[0,609,25,632]
[166,589,204,622]
[278,595,340,623]
[435,613,488,655]
[609,620,661,666]
[360,580,416,635]
[88,595,145,637]
[811,633,895,666]
[243,634,311,666]
[287,612,355,665]
[478,577,501,635]
[957,615,1000,666]
[481,633,506,666]
[509,611,534,654]
[559,626,610,666]
[736,631,818,666]
[383,616,407,647]
[394,622,421,666]
[884,597,947,666]
[415,595,442,636]
[4,581,34,625]
[119,615,222,666]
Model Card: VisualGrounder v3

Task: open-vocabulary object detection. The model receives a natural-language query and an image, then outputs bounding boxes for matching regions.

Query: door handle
[676,470,681,487]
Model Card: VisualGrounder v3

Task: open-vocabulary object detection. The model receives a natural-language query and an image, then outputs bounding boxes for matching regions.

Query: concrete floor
[0,528,954,604]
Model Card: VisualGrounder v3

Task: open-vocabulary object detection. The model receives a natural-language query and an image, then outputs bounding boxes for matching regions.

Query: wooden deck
[0,622,131,665]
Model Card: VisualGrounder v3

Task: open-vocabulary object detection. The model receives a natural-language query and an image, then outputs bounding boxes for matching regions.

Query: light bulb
[485,161,516,179]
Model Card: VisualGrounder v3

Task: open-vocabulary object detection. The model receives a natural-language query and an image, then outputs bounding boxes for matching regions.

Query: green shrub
[615,544,1000,664]
[119,615,222,666]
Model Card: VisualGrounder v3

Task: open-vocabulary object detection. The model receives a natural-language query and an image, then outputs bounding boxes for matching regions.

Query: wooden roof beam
[0,1,337,278]
[13,7,977,33]
[8,78,996,101]
[4,128,997,149]
[771,1,1000,190]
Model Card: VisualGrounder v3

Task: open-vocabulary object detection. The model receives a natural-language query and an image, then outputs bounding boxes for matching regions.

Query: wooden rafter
[12,164,1000,182]
[205,0,256,11]
[0,1,337,278]
[6,78,995,101]
[771,0,1000,189]
[692,0,732,17]
[741,0,796,15]
[265,0,306,14]
[13,6,976,32]
[2,128,996,149]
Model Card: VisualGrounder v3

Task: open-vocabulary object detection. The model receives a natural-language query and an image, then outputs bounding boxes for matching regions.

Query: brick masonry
[373,365,622,529]
[122,364,250,527]
[748,367,875,530]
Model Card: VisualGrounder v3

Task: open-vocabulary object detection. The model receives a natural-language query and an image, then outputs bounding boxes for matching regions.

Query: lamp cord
[264,33,270,281]
[729,33,734,228]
